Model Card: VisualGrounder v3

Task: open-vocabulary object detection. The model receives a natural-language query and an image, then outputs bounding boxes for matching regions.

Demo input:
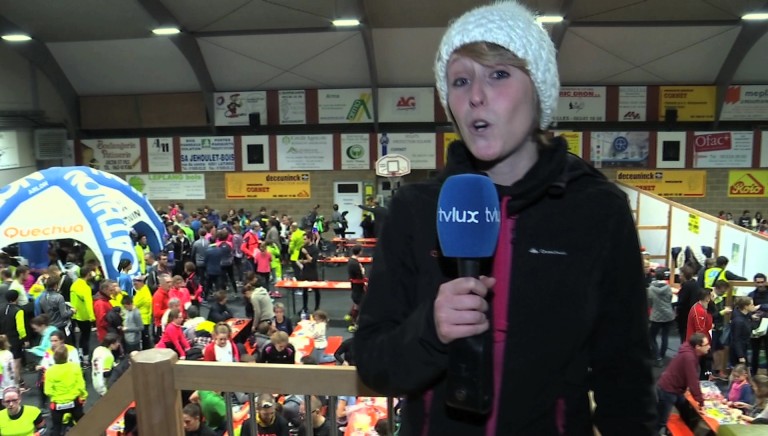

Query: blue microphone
[437,174,500,415]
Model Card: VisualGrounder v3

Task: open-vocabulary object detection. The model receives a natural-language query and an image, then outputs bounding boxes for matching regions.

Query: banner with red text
[692,131,753,168]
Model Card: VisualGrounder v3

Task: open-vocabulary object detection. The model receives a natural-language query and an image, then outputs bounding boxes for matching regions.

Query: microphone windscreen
[437,174,501,258]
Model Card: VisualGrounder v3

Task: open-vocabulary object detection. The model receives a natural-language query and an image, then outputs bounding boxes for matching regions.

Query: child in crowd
[0,335,17,389]
[267,241,282,297]
[254,242,272,293]
[92,333,121,396]
[122,296,143,353]
[727,364,756,407]
[184,262,203,309]
[308,310,336,364]
[259,331,295,364]
[273,302,293,336]
[207,291,233,324]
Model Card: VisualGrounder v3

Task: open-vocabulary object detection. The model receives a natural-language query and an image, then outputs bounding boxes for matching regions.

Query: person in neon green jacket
[288,223,305,277]
[266,242,282,284]
[133,276,153,350]
[70,266,96,362]
[44,345,87,435]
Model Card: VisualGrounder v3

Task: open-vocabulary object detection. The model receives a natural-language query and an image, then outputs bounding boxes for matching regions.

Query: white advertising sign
[276,135,334,170]
[377,88,435,122]
[721,85,768,121]
[377,133,436,169]
[340,133,370,170]
[180,137,235,172]
[318,89,373,124]
[213,91,267,126]
[0,131,20,170]
[278,90,306,125]
[127,174,206,200]
[241,135,270,172]
[693,131,754,168]
[618,86,647,122]
[147,137,174,172]
[80,138,140,173]
[554,87,607,122]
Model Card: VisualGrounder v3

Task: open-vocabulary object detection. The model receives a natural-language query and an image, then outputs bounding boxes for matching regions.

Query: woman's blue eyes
[450,70,510,86]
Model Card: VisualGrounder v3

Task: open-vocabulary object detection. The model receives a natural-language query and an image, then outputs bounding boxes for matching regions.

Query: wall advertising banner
[721,85,768,121]
[377,133,436,169]
[553,131,583,157]
[0,131,20,170]
[377,88,435,122]
[659,86,716,121]
[213,91,267,126]
[80,138,140,173]
[276,135,333,170]
[127,173,206,200]
[318,89,373,124]
[728,170,768,198]
[443,132,461,164]
[278,90,306,125]
[180,137,235,171]
[340,133,370,170]
[225,172,311,199]
[147,137,174,172]
[761,131,768,168]
[692,131,753,168]
[618,86,647,122]
[554,87,606,122]
[590,132,649,168]
[616,170,707,197]
[241,135,270,172]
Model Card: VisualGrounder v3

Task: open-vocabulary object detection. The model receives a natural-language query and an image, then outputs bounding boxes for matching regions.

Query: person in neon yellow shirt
[70,266,96,364]
[44,345,87,434]
[0,386,45,434]
[132,275,153,350]
[91,333,120,396]
[288,223,306,278]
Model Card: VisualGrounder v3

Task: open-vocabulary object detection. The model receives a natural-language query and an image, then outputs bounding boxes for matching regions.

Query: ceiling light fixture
[742,12,768,20]
[536,15,564,24]
[2,34,32,42]
[332,19,360,27]
[152,27,181,35]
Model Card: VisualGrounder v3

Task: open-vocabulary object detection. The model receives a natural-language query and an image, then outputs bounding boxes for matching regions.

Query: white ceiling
[0,0,766,120]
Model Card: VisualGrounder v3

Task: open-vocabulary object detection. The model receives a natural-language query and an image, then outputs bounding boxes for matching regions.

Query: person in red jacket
[156,308,190,358]
[656,333,711,434]
[687,288,714,379]
[152,273,172,341]
[202,323,241,362]
[93,280,118,342]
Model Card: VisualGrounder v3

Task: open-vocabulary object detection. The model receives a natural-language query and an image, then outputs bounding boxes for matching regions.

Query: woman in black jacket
[206,291,232,323]
[731,296,759,366]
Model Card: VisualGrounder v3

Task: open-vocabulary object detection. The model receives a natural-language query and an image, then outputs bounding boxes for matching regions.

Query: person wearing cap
[354,2,655,435]
[240,393,290,436]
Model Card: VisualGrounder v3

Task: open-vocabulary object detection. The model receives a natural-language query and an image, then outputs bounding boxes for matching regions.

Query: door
[333,182,364,238]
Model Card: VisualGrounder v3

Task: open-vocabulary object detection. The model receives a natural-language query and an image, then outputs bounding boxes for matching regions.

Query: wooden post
[131,349,184,436]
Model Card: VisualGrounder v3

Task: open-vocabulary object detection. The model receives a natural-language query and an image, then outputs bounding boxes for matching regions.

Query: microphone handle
[446,258,494,415]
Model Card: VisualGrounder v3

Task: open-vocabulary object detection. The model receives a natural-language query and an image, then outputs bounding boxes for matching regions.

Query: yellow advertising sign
[659,86,716,121]
[616,170,707,197]
[688,214,700,234]
[555,131,583,157]
[728,170,768,198]
[443,132,461,163]
[225,172,311,199]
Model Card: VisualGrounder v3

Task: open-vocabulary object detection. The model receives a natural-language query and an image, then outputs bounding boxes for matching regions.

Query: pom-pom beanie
[434,1,560,130]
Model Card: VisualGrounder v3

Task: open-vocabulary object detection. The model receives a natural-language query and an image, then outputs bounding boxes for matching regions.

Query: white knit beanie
[434,1,560,130]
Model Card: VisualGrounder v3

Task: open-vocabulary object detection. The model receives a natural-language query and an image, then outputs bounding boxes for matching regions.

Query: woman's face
[446,53,537,169]
[50,335,62,349]
[274,308,284,320]
[174,313,184,325]
[215,333,229,348]
[182,413,200,431]
[2,393,21,414]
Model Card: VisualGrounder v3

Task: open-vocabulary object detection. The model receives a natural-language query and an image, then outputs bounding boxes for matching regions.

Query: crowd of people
[718,210,768,234]
[0,202,382,435]
[648,257,768,433]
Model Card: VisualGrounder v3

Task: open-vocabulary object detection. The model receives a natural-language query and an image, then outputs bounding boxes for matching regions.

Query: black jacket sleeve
[589,196,657,434]
[726,271,747,281]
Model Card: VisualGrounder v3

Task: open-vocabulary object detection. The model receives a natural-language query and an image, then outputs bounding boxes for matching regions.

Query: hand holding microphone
[434,276,496,344]
[436,174,501,415]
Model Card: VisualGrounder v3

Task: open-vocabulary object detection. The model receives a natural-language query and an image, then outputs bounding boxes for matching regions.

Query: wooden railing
[71,349,380,436]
